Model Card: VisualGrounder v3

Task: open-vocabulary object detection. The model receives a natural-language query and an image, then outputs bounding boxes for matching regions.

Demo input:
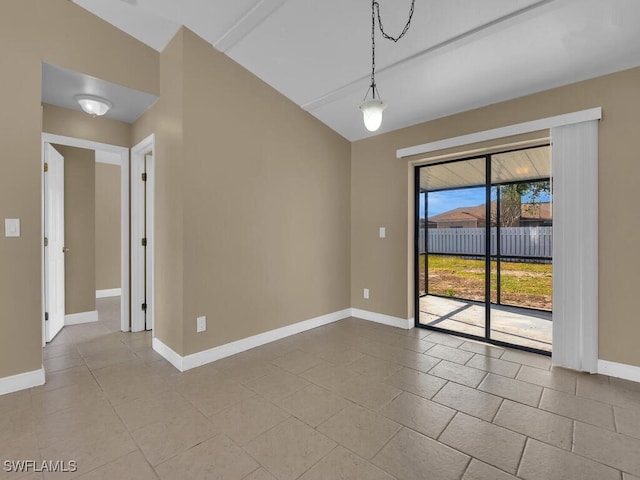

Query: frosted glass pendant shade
[359,98,386,132]
[75,95,112,116]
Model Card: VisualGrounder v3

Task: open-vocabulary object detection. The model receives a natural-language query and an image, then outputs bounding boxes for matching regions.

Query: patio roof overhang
[420,145,551,192]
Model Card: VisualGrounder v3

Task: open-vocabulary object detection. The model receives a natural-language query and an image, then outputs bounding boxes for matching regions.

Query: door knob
[63,247,70,253]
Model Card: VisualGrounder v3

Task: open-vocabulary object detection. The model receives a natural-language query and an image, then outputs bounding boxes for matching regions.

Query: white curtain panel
[551,120,599,372]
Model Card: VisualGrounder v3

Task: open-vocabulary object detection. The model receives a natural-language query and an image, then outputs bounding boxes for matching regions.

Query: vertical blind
[551,120,599,372]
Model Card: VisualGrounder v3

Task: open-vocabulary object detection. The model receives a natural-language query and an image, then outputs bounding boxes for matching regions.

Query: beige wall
[132,30,185,354]
[351,67,640,368]
[181,30,351,355]
[133,28,351,356]
[55,145,96,314]
[95,163,121,290]
[0,0,158,378]
[43,104,131,148]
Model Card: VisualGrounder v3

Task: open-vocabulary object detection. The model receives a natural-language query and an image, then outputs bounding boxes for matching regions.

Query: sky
[422,187,551,218]
[423,187,485,218]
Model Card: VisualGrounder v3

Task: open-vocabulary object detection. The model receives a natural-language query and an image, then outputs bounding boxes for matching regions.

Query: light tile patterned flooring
[2,297,640,479]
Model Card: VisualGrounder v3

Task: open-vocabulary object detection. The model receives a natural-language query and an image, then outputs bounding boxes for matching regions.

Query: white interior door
[44,143,65,342]
[131,147,153,332]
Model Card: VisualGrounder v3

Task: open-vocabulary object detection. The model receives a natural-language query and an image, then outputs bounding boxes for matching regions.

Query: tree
[492,180,550,227]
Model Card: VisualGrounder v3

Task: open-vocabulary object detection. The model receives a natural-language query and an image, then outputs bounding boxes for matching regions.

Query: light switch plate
[379,227,386,238]
[197,315,206,332]
[5,218,20,237]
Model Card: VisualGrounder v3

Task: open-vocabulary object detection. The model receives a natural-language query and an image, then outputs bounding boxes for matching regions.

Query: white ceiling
[71,0,640,141]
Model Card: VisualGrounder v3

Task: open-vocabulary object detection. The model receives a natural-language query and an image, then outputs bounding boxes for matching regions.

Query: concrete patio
[419,295,552,352]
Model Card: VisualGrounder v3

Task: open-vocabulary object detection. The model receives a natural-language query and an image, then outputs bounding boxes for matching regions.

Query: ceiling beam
[301,0,559,112]
[214,0,289,52]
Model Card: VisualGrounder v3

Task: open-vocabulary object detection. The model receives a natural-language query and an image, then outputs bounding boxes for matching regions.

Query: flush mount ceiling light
[74,94,112,117]
[360,0,415,132]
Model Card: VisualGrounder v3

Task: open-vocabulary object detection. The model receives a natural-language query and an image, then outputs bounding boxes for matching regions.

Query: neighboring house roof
[429,202,551,223]
[429,204,486,223]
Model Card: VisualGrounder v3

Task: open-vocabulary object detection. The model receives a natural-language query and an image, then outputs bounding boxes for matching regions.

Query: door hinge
[141,303,147,312]
[44,237,48,247]
[141,172,147,182]
[44,162,48,172]
[141,237,147,247]
[45,312,49,321]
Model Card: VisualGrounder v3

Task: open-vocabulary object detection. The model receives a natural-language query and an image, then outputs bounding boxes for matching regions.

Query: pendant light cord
[369,0,416,99]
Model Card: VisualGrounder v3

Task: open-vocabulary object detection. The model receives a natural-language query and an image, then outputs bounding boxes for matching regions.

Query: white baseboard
[65,310,98,326]
[152,338,184,372]
[0,368,45,396]
[350,308,413,330]
[151,307,416,373]
[598,359,640,383]
[96,288,121,298]
[153,308,352,372]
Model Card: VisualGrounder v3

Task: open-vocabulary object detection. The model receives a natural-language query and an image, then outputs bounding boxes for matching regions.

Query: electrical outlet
[364,288,369,299]
[379,227,386,238]
[197,316,206,332]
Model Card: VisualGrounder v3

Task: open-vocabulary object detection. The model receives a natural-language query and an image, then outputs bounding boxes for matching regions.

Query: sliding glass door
[415,145,552,354]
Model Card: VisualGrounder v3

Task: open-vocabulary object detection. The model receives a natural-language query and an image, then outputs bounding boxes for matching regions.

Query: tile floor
[2,297,640,479]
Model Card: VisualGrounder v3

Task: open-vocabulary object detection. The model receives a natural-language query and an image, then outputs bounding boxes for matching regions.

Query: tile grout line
[534,382,544,409]
[490,398,505,423]
[457,456,474,480]
[292,444,340,480]
[514,362,523,380]
[515,436,530,478]
[367,424,405,466]
[238,464,262,480]
[436,410,461,443]
[429,376,449,400]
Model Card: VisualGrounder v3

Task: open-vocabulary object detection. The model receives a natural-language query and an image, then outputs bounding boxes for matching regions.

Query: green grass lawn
[419,254,552,310]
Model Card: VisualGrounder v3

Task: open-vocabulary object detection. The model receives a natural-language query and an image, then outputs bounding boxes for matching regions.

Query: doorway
[41,133,130,345]
[415,145,552,354]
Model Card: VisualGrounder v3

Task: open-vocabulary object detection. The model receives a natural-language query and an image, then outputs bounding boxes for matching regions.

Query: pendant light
[360,0,415,132]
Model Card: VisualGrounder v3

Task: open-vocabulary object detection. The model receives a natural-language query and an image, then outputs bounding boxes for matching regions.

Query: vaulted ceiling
[71,0,640,141]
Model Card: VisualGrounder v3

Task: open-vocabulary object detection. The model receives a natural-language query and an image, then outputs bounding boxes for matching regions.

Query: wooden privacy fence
[419,226,553,258]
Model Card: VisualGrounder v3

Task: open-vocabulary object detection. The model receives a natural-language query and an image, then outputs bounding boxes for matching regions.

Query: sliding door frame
[413,146,552,356]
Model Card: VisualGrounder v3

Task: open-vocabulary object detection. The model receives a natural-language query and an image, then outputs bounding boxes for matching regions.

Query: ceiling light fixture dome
[75,94,112,116]
[360,0,415,133]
